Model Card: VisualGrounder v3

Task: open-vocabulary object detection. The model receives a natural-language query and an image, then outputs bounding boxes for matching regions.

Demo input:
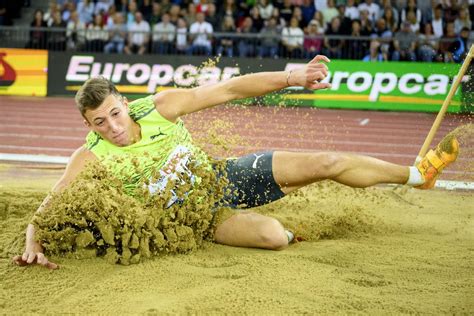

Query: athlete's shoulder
[128,95,156,121]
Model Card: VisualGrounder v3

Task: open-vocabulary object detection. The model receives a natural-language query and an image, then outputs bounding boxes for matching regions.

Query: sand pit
[1,163,473,314]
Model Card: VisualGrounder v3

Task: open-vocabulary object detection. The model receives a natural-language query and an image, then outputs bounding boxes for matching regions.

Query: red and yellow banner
[0,48,48,96]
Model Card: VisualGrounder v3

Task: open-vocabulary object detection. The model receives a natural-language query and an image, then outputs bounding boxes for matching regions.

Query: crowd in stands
[23,0,474,62]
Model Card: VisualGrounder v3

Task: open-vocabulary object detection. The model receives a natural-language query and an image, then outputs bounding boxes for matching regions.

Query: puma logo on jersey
[252,153,264,169]
[150,128,166,140]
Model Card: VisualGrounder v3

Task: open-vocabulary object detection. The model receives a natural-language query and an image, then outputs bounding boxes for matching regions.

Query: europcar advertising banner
[0,48,48,96]
[48,52,468,113]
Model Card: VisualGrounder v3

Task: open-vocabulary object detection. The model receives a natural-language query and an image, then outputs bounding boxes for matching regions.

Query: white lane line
[0,145,74,152]
[0,153,69,164]
[0,133,83,141]
[359,118,370,126]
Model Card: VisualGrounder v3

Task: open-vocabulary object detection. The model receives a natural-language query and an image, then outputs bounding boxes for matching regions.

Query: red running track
[0,95,472,180]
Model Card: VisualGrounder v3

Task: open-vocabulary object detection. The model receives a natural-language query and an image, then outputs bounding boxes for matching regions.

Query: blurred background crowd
[2,0,473,62]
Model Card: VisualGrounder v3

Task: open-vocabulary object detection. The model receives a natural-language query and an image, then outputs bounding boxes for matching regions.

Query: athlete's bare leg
[214,151,409,250]
[214,212,289,250]
[272,151,409,194]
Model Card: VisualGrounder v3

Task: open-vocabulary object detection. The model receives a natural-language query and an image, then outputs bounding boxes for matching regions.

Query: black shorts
[221,151,285,209]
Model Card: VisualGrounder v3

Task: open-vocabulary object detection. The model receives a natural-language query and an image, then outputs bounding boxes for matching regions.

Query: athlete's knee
[314,152,348,179]
[258,217,288,250]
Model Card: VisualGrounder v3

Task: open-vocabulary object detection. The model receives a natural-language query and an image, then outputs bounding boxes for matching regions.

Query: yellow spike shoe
[415,136,459,189]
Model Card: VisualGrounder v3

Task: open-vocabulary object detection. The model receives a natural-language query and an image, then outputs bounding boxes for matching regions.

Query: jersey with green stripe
[84,95,205,195]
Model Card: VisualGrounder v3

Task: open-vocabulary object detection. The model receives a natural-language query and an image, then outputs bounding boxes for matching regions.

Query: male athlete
[13,55,459,270]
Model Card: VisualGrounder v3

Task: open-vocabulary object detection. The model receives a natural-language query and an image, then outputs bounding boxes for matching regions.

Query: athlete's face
[83,94,138,147]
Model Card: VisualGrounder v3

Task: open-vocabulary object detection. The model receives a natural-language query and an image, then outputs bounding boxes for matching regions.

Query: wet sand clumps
[33,157,229,265]
[446,124,474,179]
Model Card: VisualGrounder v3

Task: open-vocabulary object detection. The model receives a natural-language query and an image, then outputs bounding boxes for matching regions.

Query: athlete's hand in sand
[289,55,331,90]
[12,242,58,270]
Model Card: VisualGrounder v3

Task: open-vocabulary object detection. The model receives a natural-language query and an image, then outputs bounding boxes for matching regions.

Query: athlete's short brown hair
[75,77,120,117]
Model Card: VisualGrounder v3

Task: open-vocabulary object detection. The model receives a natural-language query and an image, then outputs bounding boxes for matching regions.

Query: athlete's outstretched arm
[12,147,97,270]
[154,55,331,122]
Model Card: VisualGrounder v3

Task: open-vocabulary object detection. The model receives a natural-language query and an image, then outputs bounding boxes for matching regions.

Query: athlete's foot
[415,135,459,189]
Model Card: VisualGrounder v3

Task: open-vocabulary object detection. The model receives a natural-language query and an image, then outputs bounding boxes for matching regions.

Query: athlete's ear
[83,119,91,128]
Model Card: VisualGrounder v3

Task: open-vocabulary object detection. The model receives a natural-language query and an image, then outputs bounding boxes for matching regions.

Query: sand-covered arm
[13,147,97,270]
[153,55,332,122]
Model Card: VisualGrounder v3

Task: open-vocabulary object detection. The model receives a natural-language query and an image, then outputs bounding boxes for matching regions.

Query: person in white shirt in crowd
[258,0,274,20]
[322,0,339,27]
[281,17,304,58]
[189,12,213,56]
[66,10,86,51]
[85,14,108,52]
[44,1,60,26]
[104,12,127,53]
[95,0,113,16]
[401,0,421,25]
[175,18,189,55]
[314,0,327,12]
[124,11,150,55]
[345,0,360,20]
[358,0,380,23]
[77,0,95,25]
[431,4,444,38]
[406,10,420,33]
[152,13,176,54]
[454,6,472,34]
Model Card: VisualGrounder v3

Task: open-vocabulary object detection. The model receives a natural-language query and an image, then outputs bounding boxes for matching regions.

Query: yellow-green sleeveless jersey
[84,95,205,195]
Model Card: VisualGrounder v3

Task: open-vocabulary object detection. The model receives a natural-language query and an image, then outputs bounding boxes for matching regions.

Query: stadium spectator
[322,0,339,27]
[437,22,457,62]
[292,6,305,29]
[169,5,181,25]
[258,0,274,20]
[48,11,67,51]
[85,14,107,52]
[185,3,197,26]
[454,6,472,34]
[392,21,417,61]
[126,1,138,27]
[337,4,352,35]
[258,17,280,58]
[148,2,161,29]
[371,18,392,58]
[124,11,150,55]
[431,4,444,38]
[104,12,126,53]
[216,16,236,57]
[314,0,327,12]
[27,9,48,49]
[323,16,344,59]
[282,17,304,58]
[380,0,399,26]
[196,0,210,15]
[279,0,295,23]
[94,0,113,17]
[363,39,386,61]
[175,18,189,55]
[451,27,471,63]
[189,12,213,56]
[345,0,360,20]
[358,0,380,23]
[237,16,257,57]
[249,6,264,31]
[382,4,399,33]
[313,10,326,31]
[359,9,374,34]
[61,1,76,23]
[346,19,370,59]
[418,22,439,62]
[206,4,220,30]
[303,19,323,58]
[77,0,94,25]
[300,0,316,25]
[442,0,460,24]
[104,4,117,28]
[406,10,420,34]
[44,1,60,27]
[218,0,238,23]
[140,0,152,22]
[417,0,432,24]
[152,13,176,54]
[160,0,172,15]
[66,10,86,51]
[401,0,421,25]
